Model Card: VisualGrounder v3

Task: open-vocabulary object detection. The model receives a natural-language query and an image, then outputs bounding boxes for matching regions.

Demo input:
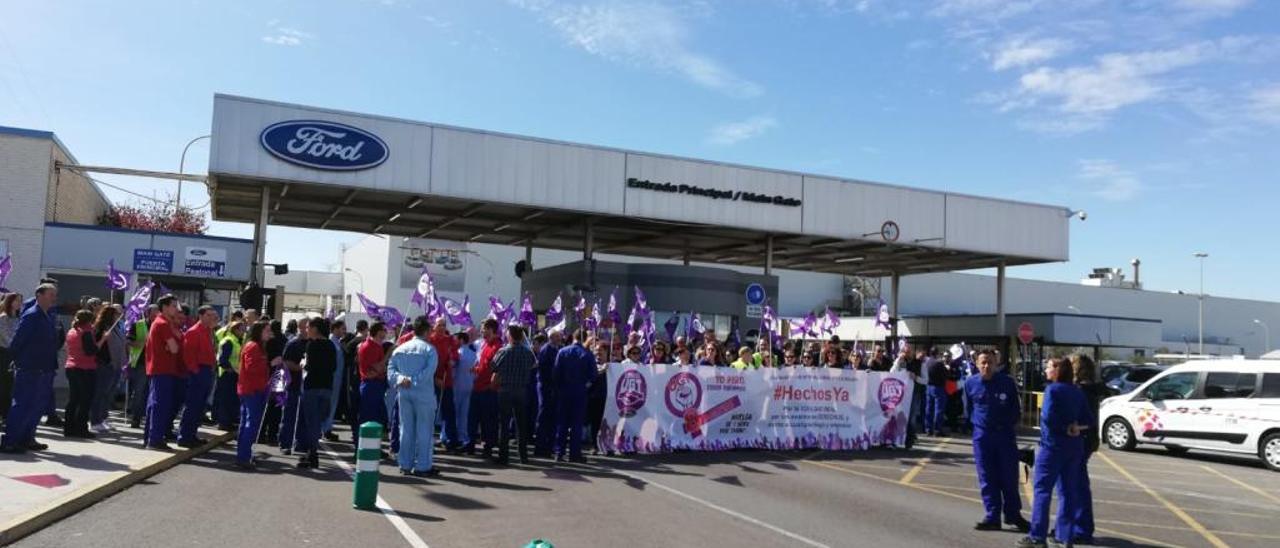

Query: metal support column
[524,240,533,271]
[890,271,901,341]
[996,262,1007,336]
[583,221,594,261]
[682,239,691,266]
[764,235,774,276]
[251,187,269,285]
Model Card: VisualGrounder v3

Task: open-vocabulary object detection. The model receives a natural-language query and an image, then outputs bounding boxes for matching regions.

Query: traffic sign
[745,283,766,305]
[1017,322,1035,345]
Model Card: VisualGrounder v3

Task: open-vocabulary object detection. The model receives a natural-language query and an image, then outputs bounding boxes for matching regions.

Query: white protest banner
[600,364,913,454]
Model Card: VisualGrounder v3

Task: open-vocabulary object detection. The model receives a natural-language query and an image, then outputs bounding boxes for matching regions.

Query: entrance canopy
[208,94,1071,277]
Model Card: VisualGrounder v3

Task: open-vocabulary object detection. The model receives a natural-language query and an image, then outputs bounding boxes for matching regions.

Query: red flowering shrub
[99,202,207,234]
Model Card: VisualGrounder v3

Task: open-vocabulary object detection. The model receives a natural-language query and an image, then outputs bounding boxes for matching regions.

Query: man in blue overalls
[965,349,1030,533]
[0,283,59,453]
[387,317,439,476]
[534,330,563,457]
[1018,357,1090,548]
[553,329,596,463]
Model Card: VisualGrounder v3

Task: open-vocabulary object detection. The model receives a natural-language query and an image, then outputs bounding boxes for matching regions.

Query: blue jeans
[438,387,458,447]
[237,391,267,464]
[466,390,498,451]
[358,380,388,427]
[385,385,400,453]
[278,388,301,450]
[127,366,148,423]
[179,366,214,444]
[298,388,332,453]
[397,389,436,472]
[1,369,52,448]
[452,387,472,447]
[535,384,557,454]
[90,362,120,425]
[322,360,344,433]
[214,370,239,428]
[926,385,948,434]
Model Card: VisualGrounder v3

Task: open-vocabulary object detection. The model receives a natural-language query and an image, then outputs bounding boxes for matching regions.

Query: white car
[1098,360,1280,471]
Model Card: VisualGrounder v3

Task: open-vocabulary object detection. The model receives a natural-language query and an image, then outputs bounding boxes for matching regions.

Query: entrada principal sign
[627,178,802,207]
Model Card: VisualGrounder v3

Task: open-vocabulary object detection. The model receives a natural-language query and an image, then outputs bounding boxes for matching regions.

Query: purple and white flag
[122,281,154,331]
[0,253,11,293]
[105,259,130,292]
[760,304,777,349]
[155,281,173,298]
[546,294,564,327]
[634,286,649,314]
[357,293,404,329]
[874,300,891,330]
[518,293,537,329]
[688,312,706,341]
[410,267,434,310]
[574,295,587,323]
[818,307,841,335]
[663,312,680,343]
[441,295,473,327]
[356,292,384,318]
[606,288,622,328]
[585,299,601,332]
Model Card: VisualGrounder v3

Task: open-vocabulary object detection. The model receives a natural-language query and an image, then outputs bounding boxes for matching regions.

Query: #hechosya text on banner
[600,365,914,454]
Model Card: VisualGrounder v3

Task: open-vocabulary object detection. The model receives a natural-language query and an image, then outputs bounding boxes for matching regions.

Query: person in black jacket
[925,352,950,436]
[1069,354,1104,545]
[297,318,336,469]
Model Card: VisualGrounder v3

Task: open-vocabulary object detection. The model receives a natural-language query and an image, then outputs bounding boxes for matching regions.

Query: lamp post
[1194,252,1208,355]
[1254,319,1270,355]
[176,134,211,209]
[344,268,365,293]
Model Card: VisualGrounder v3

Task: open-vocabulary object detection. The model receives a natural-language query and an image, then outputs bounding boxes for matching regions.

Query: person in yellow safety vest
[730,346,759,371]
[752,338,775,368]
[213,322,245,431]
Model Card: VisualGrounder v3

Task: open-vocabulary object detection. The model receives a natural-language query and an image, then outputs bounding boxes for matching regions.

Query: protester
[868,345,892,371]
[731,346,757,370]
[278,317,308,455]
[823,345,844,369]
[1,284,58,452]
[673,346,693,366]
[125,304,157,429]
[319,320,348,442]
[167,305,193,442]
[387,317,439,476]
[453,331,476,453]
[341,319,367,443]
[63,309,104,438]
[491,324,536,465]
[1067,354,1103,546]
[89,305,126,434]
[966,349,1029,533]
[356,322,390,428]
[213,321,244,431]
[466,319,500,458]
[296,318,336,469]
[178,306,218,448]
[1019,357,1091,548]
[428,318,459,449]
[260,319,286,444]
[143,295,183,451]
[533,330,562,457]
[0,292,21,422]
[925,353,949,436]
[586,341,609,456]
[752,338,774,367]
[622,345,643,366]
[554,329,595,463]
[235,321,272,470]
[782,348,800,367]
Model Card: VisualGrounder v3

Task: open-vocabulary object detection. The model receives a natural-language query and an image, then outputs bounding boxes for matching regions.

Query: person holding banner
[674,346,693,366]
[622,345,643,365]
[965,349,1030,533]
[650,340,670,365]
[553,329,596,463]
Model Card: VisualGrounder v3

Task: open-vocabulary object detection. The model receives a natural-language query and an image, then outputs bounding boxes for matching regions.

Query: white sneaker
[91,422,110,434]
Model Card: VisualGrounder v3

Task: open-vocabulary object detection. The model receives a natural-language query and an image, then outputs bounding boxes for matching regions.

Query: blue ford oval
[260,120,389,171]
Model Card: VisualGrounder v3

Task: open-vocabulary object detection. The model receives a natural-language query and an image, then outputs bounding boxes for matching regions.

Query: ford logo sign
[260,120,389,171]
[191,249,207,256]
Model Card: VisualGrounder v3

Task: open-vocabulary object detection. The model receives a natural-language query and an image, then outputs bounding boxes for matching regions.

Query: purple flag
[441,295,473,327]
[0,253,11,293]
[790,312,819,338]
[155,281,173,298]
[518,293,537,329]
[122,281,154,331]
[760,304,777,349]
[689,312,705,340]
[818,307,841,335]
[379,306,406,330]
[573,295,586,323]
[105,259,130,292]
[663,312,679,343]
[634,286,648,314]
[410,267,434,310]
[546,294,564,327]
[875,300,891,330]
[356,293,384,318]
[586,299,602,332]
[269,367,291,407]
[606,288,621,328]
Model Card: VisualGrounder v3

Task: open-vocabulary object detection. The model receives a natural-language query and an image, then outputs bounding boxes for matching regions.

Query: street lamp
[344,268,365,293]
[1254,319,1270,354]
[175,134,211,209]
[1194,252,1208,355]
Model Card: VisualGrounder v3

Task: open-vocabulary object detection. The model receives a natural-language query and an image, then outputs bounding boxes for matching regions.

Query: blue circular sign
[745,283,766,305]
[260,120,389,171]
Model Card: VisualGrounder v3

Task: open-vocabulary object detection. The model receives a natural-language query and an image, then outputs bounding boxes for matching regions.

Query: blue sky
[2,0,1278,300]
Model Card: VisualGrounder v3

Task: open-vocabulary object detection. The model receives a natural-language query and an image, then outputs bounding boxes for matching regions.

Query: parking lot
[803,435,1280,547]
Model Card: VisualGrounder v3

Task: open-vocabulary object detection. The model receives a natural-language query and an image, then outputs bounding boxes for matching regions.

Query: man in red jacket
[144,296,183,451]
[428,318,460,450]
[465,319,500,457]
[178,306,218,448]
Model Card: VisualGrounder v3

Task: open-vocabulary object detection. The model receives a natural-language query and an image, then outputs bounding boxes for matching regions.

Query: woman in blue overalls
[1017,357,1091,548]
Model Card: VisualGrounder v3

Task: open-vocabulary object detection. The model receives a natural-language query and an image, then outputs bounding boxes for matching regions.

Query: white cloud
[707,116,777,145]
[991,36,1072,71]
[1174,0,1251,14]
[1250,84,1280,124]
[1077,159,1142,201]
[929,0,1043,21]
[262,25,312,47]
[511,1,762,97]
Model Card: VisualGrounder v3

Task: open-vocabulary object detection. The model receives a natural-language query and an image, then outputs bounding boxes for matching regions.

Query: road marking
[599,466,830,548]
[899,437,951,484]
[1098,452,1227,548]
[1200,465,1280,505]
[1094,497,1274,519]
[803,459,1182,548]
[1097,519,1280,541]
[321,444,431,548]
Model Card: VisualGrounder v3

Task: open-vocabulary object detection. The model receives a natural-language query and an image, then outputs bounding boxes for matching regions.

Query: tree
[99,201,207,234]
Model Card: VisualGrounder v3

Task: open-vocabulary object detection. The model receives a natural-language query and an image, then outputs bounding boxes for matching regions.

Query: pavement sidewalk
[0,412,232,545]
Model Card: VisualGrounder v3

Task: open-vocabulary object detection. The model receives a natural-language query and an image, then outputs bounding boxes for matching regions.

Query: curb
[0,431,235,546]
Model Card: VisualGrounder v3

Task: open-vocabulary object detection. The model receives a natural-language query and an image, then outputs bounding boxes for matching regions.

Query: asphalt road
[14,429,1280,548]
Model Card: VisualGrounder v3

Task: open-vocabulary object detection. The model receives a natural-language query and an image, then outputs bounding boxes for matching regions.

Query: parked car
[1098,360,1280,471]
[1105,365,1167,395]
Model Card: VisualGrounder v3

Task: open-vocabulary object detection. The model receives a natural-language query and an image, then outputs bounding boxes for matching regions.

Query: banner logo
[260,120,389,171]
[664,371,703,417]
[877,377,906,413]
[615,369,648,417]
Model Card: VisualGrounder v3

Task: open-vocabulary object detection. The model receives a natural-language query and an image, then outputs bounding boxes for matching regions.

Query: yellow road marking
[1098,519,1280,541]
[899,437,951,484]
[1200,465,1280,505]
[1095,497,1274,519]
[804,459,1183,548]
[1099,452,1228,548]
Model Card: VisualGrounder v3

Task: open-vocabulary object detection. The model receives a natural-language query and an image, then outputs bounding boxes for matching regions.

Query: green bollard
[524,540,554,548]
[353,421,383,510]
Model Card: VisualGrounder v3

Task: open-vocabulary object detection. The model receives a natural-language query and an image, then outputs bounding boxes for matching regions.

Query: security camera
[1076,210,1087,221]
[1065,209,1087,221]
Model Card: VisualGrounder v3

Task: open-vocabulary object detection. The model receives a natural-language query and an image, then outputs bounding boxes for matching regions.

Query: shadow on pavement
[422,491,496,510]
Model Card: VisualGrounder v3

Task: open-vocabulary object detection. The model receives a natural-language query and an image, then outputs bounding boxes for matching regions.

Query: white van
[1098,360,1280,471]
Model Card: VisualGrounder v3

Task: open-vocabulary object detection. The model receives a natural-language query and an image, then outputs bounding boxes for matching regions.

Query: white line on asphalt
[321,444,431,548]
[600,466,831,548]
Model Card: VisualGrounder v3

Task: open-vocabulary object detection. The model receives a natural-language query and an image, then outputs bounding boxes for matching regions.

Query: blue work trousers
[237,391,267,464]
[973,434,1023,524]
[1029,446,1082,543]
[397,389,436,472]
[1,369,53,448]
[144,375,179,447]
[556,390,587,460]
[179,366,214,444]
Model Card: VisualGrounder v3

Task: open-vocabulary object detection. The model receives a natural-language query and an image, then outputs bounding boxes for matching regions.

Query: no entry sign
[1018,322,1035,345]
